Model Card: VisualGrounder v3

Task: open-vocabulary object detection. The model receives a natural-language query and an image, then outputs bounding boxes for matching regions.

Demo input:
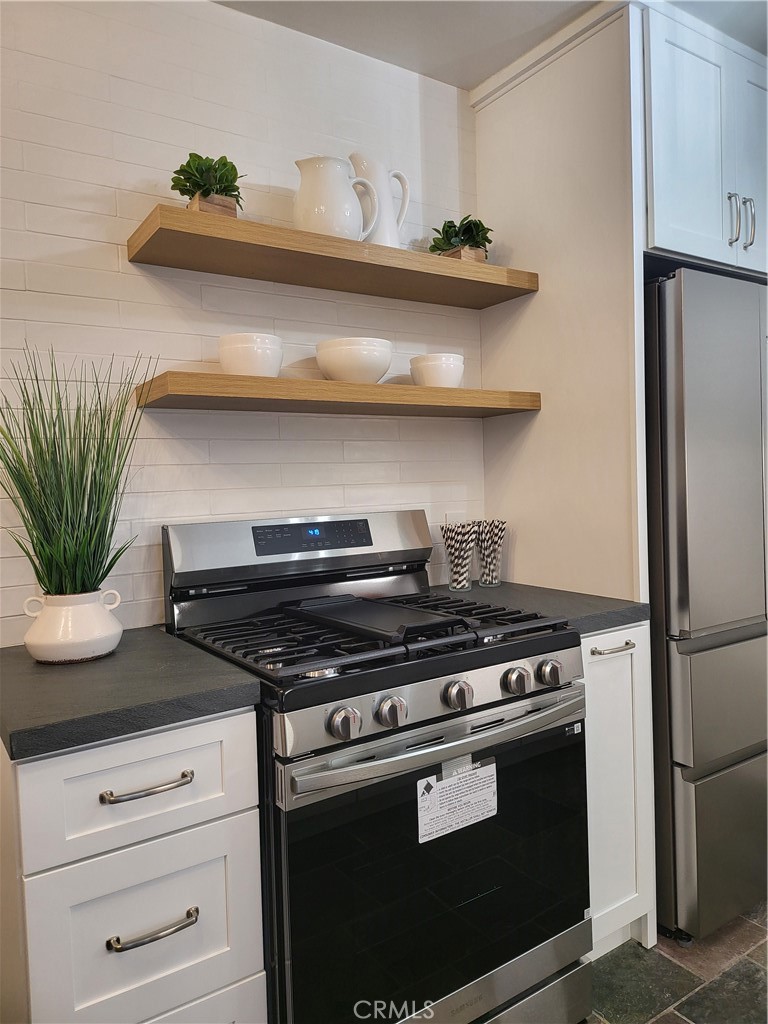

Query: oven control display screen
[253,519,373,556]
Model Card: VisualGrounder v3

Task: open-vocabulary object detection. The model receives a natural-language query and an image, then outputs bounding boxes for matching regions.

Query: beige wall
[476,12,643,600]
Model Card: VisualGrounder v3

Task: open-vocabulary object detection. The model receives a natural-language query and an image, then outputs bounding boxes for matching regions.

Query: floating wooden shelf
[135,372,541,418]
[127,206,539,309]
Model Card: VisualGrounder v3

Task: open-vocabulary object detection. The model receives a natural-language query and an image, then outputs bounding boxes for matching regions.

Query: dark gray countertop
[1,583,646,762]
[432,581,648,636]
[0,626,259,761]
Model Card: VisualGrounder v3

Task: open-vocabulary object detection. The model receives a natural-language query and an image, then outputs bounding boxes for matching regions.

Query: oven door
[268,691,591,1024]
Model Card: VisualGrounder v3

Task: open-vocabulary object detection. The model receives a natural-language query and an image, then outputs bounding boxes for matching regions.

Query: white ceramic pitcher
[294,156,378,241]
[349,151,409,248]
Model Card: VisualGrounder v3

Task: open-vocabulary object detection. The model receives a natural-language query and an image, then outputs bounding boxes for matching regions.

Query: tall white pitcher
[349,151,409,248]
[294,156,378,241]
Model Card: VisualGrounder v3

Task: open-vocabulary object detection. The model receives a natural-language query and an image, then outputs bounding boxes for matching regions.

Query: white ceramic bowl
[410,353,465,388]
[219,333,283,377]
[316,337,392,384]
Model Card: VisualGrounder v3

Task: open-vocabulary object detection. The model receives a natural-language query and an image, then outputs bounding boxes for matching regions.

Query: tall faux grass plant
[0,349,152,595]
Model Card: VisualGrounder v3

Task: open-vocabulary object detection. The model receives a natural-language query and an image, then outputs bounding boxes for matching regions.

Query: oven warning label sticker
[417,757,497,844]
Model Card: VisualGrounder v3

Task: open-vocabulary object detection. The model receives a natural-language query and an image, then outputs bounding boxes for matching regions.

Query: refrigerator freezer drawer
[674,751,767,938]
[668,632,767,768]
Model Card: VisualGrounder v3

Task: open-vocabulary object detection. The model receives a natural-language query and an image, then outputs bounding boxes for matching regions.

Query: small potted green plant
[0,348,152,663]
[171,153,245,218]
[429,214,493,262]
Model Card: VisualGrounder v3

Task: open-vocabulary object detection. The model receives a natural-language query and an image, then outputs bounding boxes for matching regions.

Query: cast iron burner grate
[184,592,570,686]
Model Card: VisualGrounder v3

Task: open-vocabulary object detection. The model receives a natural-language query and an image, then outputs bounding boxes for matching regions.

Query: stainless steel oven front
[261,688,592,1024]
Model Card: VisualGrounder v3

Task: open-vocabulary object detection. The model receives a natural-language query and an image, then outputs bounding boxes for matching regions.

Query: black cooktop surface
[181,592,577,711]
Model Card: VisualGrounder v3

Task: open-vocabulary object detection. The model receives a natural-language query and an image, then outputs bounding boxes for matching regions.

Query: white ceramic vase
[293,156,379,240]
[349,151,409,247]
[23,590,123,664]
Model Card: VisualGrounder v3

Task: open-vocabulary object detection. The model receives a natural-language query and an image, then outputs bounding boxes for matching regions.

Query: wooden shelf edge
[134,372,541,418]
[127,205,539,310]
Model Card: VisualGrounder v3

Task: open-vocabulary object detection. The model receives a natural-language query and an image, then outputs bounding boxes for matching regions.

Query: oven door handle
[290,692,584,796]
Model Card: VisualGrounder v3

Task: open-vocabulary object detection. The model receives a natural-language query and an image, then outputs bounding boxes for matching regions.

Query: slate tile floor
[590,903,767,1024]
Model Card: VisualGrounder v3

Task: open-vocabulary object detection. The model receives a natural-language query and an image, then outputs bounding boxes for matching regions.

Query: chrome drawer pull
[106,906,199,953]
[590,640,637,656]
[99,768,194,805]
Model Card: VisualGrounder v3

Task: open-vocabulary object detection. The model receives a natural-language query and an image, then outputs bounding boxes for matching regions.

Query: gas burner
[302,667,339,679]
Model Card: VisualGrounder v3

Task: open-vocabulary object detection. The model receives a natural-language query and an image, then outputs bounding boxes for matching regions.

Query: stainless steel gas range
[163,509,592,1024]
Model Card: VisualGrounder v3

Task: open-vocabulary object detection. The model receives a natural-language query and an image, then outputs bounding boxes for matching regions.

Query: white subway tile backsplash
[131,439,210,466]
[1,228,120,271]
[211,485,345,516]
[6,1,110,72]
[131,461,282,493]
[0,556,36,587]
[1,167,117,215]
[344,440,479,463]
[1,46,110,100]
[2,289,121,327]
[1,259,25,291]
[25,204,135,244]
[277,415,399,440]
[209,439,344,465]
[24,322,201,361]
[0,0,480,643]
[3,108,113,158]
[0,137,23,169]
[138,410,280,441]
[0,198,25,230]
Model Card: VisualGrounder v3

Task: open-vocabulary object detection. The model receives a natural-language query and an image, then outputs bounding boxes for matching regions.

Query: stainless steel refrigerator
[645,267,767,941]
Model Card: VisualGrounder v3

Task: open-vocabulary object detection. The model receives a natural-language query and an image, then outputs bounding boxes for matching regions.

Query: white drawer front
[25,811,262,1024]
[144,974,267,1024]
[17,711,258,873]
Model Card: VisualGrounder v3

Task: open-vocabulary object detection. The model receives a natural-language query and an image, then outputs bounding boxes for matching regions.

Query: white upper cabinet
[735,54,768,271]
[645,9,767,272]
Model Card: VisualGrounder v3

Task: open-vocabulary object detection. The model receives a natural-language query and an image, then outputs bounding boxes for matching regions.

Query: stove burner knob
[502,666,530,695]
[443,680,474,711]
[376,696,408,729]
[537,659,564,688]
[327,706,363,741]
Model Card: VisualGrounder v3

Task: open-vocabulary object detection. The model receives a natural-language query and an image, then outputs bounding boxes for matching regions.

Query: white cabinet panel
[17,710,258,874]
[583,623,656,953]
[645,9,767,272]
[24,811,262,1024]
[144,974,267,1024]
[735,55,768,272]
[645,10,736,263]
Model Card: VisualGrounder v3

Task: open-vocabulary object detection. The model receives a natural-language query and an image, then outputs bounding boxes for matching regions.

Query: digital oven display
[252,519,373,556]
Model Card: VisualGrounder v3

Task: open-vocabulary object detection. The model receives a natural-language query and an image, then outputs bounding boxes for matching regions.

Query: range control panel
[253,518,373,556]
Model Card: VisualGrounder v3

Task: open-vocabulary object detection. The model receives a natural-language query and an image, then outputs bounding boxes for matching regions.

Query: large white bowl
[316,337,392,384]
[410,353,464,388]
[219,333,283,377]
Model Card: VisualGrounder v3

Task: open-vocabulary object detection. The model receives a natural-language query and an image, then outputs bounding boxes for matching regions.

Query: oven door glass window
[275,723,588,1023]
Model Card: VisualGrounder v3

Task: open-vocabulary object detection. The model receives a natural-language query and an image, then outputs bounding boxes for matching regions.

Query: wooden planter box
[443,245,487,263]
[187,193,238,218]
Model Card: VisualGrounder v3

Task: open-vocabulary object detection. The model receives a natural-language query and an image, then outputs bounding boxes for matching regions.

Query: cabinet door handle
[106,906,199,952]
[742,197,756,250]
[727,193,742,245]
[590,640,637,656]
[99,768,194,805]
